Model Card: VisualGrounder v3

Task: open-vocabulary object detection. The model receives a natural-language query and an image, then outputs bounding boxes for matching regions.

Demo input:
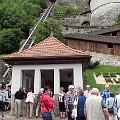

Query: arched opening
[82,21,90,27]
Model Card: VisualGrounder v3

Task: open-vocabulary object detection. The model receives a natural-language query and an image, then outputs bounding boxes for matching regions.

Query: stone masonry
[89,52,120,66]
[90,0,120,26]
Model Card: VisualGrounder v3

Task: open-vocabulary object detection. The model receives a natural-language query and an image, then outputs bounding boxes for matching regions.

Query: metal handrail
[29,3,54,47]
[19,3,53,52]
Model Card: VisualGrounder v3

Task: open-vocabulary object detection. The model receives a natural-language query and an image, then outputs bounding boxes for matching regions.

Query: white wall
[11,66,22,94]
[11,63,83,94]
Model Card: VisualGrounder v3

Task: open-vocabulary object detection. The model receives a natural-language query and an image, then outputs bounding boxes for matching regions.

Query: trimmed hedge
[84,65,120,92]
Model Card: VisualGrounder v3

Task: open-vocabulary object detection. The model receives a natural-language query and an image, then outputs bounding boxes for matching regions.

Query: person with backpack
[40,87,54,120]
[106,92,115,119]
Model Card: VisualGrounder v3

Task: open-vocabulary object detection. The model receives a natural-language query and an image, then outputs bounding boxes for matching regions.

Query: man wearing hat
[65,85,75,120]
[84,85,91,98]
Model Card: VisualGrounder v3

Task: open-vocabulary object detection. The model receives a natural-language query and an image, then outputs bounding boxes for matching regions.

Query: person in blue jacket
[101,84,110,101]
[77,89,86,120]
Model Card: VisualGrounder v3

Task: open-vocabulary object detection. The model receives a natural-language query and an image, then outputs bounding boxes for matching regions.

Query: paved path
[0,111,116,120]
[0,111,67,120]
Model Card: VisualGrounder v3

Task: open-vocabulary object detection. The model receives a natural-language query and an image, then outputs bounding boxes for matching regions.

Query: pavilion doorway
[60,69,74,92]
[22,70,35,92]
[41,69,54,92]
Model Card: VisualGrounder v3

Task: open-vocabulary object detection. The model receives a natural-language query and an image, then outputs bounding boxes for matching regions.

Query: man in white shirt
[84,85,91,98]
[85,88,109,120]
[26,89,35,118]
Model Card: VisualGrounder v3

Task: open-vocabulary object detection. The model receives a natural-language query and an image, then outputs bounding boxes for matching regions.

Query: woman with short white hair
[85,88,109,120]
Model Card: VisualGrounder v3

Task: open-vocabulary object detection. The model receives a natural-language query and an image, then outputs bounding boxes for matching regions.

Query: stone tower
[90,0,120,26]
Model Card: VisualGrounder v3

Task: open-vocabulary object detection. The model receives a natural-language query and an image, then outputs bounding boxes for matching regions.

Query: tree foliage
[0,0,48,54]
[34,18,63,43]
[54,4,86,16]
[0,28,23,54]
[115,13,120,25]
[0,1,42,36]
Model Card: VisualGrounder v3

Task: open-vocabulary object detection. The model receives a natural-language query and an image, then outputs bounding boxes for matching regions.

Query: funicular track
[3,2,55,79]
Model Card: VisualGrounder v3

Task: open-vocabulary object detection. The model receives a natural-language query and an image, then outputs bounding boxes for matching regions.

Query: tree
[22,2,42,18]
[87,0,91,6]
[26,0,48,9]
[34,18,63,43]
[0,0,49,55]
[0,3,37,37]
[36,0,48,9]
[0,28,24,54]
[0,0,44,37]
[115,13,120,25]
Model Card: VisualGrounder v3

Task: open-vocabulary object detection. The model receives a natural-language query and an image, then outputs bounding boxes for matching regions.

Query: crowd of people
[0,83,11,111]
[1,83,120,120]
[58,84,120,120]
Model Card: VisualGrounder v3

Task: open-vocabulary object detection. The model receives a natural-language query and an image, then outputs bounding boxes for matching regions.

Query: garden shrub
[87,61,100,69]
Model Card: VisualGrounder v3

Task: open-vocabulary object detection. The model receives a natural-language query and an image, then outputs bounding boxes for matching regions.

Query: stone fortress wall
[90,0,120,26]
[61,13,92,34]
[90,52,120,66]
[61,13,91,27]
[63,26,100,35]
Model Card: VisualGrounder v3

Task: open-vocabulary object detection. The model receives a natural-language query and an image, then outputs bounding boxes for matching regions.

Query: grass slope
[84,65,120,92]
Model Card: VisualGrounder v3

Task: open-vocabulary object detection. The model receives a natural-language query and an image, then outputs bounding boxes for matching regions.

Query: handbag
[108,107,114,114]
[71,107,77,118]
[71,97,78,118]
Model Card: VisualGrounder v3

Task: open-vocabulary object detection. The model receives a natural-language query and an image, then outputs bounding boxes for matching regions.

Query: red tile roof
[7,37,87,58]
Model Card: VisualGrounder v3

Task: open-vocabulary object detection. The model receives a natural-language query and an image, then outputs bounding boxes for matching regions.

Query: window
[107,43,113,48]
[66,28,68,30]
[112,31,117,37]
[81,21,90,27]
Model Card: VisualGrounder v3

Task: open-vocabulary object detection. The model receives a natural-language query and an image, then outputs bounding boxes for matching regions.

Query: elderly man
[85,88,109,120]
[84,85,91,98]
[101,84,110,101]
[65,85,75,120]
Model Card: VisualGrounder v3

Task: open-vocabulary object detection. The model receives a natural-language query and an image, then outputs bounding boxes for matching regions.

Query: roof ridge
[6,36,88,58]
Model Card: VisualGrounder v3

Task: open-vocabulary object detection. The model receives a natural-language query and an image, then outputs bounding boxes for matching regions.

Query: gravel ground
[0,111,67,120]
[0,110,117,120]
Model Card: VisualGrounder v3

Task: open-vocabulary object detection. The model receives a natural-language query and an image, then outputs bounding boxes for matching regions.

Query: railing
[19,3,54,51]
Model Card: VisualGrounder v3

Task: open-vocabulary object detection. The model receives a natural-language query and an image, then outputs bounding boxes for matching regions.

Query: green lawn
[84,65,120,92]
[0,54,6,59]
